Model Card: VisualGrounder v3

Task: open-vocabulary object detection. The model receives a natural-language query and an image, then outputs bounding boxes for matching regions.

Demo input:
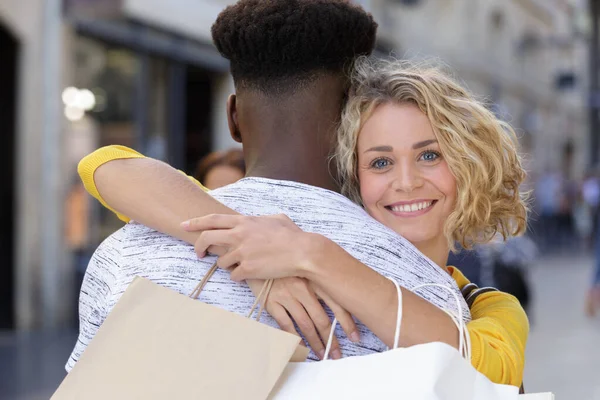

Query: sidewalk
[523,253,600,399]
[0,330,77,399]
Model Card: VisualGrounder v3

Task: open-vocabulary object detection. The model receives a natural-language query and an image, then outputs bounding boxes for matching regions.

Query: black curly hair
[211,0,377,95]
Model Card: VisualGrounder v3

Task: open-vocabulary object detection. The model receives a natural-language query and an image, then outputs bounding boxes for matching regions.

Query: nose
[391,163,424,193]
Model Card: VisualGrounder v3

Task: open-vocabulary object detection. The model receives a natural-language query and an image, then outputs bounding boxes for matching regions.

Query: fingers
[229,263,248,282]
[300,286,342,360]
[251,277,347,360]
[217,250,241,271]
[205,245,227,257]
[267,303,299,337]
[181,214,241,232]
[194,230,235,258]
[283,300,329,360]
[319,290,360,343]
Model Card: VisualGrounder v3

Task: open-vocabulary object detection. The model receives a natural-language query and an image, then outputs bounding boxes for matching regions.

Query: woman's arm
[188,214,529,385]
[307,237,461,349]
[310,241,528,385]
[85,149,229,244]
[79,147,356,359]
[187,214,461,350]
[326,254,529,385]
[78,145,147,223]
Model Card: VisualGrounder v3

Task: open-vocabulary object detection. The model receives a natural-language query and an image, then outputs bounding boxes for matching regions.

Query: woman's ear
[227,94,242,143]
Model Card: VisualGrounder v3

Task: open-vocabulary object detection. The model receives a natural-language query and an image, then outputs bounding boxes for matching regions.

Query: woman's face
[357,102,457,247]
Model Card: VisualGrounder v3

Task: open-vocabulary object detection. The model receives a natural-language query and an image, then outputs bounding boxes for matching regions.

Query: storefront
[63,3,234,276]
[0,0,238,330]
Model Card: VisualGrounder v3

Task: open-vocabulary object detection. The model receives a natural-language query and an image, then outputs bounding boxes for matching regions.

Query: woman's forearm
[94,160,459,349]
[94,157,238,243]
[301,234,460,350]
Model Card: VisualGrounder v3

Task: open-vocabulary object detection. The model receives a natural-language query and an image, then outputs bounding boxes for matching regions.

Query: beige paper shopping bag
[53,270,307,400]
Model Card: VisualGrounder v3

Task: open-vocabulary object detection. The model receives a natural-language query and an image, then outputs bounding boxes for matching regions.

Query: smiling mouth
[385,200,437,215]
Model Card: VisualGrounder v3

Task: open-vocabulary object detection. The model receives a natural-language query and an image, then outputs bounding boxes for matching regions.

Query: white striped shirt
[66,177,470,371]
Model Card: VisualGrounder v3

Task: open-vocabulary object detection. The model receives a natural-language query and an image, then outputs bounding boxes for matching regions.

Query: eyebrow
[364,139,438,153]
[412,139,437,149]
[364,145,393,153]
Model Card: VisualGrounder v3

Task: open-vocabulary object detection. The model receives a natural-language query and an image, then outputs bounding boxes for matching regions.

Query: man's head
[212,0,377,96]
[212,1,377,176]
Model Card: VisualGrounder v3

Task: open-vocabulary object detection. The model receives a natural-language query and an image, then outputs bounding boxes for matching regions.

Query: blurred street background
[0,0,599,398]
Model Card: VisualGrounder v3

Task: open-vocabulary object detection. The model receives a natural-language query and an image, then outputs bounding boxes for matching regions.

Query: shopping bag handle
[324,279,471,361]
[323,277,403,360]
[412,283,471,361]
[189,261,274,322]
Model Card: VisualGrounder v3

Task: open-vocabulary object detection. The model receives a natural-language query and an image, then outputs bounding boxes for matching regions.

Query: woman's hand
[246,277,359,360]
[181,213,360,358]
[181,214,316,281]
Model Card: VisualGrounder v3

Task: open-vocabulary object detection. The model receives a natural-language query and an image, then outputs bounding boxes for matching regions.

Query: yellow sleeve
[77,145,207,223]
[467,291,528,387]
[448,267,529,387]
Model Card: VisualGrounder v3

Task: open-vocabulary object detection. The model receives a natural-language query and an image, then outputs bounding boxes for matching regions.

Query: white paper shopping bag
[269,341,519,399]
[269,279,551,400]
[518,394,555,399]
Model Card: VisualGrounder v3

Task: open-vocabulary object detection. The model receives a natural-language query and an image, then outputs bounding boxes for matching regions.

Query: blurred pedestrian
[64,178,92,324]
[449,236,537,316]
[194,148,245,189]
[573,188,593,250]
[586,238,600,317]
[491,235,538,315]
[534,168,563,251]
[558,172,578,250]
[586,208,600,317]
[582,169,600,246]
[65,179,91,270]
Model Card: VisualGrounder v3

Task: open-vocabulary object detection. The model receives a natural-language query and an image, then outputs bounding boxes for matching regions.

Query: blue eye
[370,158,391,169]
[420,150,441,162]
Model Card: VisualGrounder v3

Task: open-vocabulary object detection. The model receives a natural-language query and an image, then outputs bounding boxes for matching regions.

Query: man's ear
[227,94,242,143]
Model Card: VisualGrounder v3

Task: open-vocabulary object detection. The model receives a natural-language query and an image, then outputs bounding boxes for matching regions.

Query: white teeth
[391,201,432,213]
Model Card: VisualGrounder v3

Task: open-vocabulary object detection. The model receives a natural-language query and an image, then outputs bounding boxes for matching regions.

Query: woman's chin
[397,231,440,249]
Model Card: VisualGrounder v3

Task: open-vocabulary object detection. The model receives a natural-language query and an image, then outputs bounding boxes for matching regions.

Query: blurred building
[1,0,241,330]
[362,0,589,182]
[0,0,592,330]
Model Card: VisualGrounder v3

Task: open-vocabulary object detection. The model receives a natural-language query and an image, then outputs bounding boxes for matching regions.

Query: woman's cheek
[358,171,372,203]
[439,169,458,205]
[359,174,383,209]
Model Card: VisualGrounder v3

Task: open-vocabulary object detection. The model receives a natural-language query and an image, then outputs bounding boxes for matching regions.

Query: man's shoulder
[96,223,190,258]
[101,222,171,241]
[211,177,365,216]
[89,223,201,289]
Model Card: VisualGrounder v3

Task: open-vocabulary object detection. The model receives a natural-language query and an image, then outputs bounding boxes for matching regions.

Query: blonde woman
[79,58,528,386]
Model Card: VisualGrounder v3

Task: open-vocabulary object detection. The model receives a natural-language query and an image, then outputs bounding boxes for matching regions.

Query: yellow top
[77,145,206,223]
[447,266,528,387]
[79,145,528,387]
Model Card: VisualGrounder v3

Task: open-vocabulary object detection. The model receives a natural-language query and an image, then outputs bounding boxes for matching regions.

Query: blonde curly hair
[335,57,528,250]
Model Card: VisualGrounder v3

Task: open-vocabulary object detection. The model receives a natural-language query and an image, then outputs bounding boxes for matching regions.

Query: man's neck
[243,122,340,191]
[238,75,345,193]
[245,160,339,192]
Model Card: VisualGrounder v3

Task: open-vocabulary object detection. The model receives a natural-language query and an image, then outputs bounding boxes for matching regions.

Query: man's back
[67,178,469,371]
